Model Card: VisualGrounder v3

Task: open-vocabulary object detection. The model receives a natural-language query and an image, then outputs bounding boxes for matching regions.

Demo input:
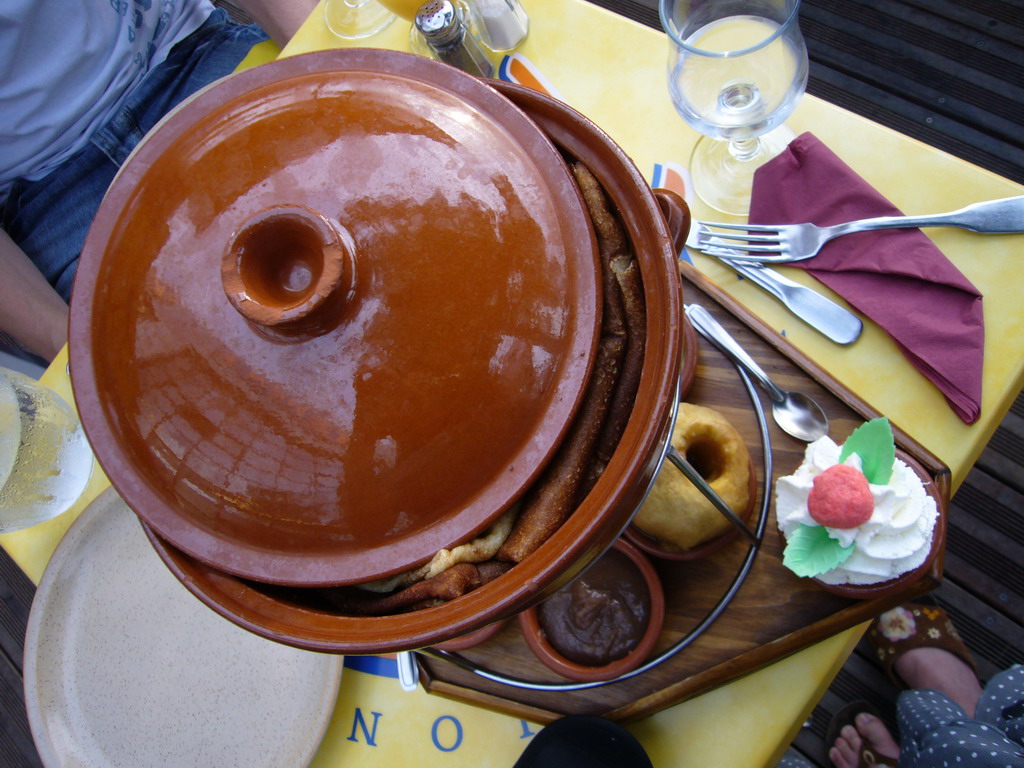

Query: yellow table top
[6,0,1023,765]
[284,0,1024,494]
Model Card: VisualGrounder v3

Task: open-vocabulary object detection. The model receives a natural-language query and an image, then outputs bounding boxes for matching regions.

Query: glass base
[324,0,397,39]
[409,24,431,57]
[689,126,796,216]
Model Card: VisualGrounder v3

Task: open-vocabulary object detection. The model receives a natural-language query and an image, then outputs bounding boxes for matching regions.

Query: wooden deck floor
[2,2,1023,766]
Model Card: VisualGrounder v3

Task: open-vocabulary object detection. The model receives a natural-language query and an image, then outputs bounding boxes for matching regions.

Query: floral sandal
[868,602,978,689]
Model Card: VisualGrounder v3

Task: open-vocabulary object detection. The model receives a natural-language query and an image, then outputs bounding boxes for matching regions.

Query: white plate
[24,489,343,768]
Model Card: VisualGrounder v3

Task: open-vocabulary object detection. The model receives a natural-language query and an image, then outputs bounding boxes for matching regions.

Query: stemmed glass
[324,0,396,39]
[660,0,808,215]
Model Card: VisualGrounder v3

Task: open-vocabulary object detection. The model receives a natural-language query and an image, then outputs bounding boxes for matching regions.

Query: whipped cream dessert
[776,436,938,586]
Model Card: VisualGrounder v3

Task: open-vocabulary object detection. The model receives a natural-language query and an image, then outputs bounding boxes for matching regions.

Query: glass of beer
[0,367,94,533]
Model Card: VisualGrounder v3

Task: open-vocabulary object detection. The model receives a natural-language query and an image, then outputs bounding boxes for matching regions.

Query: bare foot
[892,647,982,718]
[829,713,900,768]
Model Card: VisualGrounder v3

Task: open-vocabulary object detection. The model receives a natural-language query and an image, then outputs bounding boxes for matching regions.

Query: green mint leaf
[783,524,855,578]
[838,417,895,485]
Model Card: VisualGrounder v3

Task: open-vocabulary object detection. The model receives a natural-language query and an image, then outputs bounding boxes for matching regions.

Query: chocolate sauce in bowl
[537,548,651,666]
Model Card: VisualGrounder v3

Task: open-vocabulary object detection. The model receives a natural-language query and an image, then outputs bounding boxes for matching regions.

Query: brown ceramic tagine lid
[69,50,601,587]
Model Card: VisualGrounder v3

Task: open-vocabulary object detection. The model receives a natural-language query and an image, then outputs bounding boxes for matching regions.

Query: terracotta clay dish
[517,538,665,682]
[131,71,690,655]
[624,453,758,561]
[678,315,699,401]
[431,620,509,652]
[69,50,603,587]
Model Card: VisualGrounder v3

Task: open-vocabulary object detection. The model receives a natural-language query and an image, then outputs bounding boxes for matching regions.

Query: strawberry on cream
[776,436,938,586]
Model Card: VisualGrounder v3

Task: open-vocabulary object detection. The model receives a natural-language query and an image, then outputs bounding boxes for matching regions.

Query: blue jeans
[1,9,268,301]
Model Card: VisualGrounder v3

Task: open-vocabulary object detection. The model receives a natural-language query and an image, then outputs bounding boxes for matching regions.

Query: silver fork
[696,195,1024,263]
[686,226,862,344]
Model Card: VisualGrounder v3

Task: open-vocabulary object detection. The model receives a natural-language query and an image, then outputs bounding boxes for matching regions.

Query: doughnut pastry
[634,403,751,551]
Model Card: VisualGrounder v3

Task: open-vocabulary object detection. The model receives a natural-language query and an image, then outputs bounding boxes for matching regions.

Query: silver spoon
[684,304,828,442]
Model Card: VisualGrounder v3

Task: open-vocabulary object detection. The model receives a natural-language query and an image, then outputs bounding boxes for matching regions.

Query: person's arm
[229,0,319,48]
[0,228,68,362]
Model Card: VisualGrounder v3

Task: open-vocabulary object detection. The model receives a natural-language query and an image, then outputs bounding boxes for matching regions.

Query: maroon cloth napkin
[750,132,984,424]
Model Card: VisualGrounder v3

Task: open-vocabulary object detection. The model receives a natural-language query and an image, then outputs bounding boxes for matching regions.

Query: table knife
[685,229,863,345]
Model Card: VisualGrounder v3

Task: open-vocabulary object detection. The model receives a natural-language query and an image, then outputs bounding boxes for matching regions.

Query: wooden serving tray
[415,262,950,724]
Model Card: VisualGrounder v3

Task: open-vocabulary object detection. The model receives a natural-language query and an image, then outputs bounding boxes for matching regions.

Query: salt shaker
[414,0,495,78]
[464,0,529,52]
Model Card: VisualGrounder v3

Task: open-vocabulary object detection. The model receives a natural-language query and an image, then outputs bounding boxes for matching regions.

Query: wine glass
[660,0,809,215]
[324,0,396,39]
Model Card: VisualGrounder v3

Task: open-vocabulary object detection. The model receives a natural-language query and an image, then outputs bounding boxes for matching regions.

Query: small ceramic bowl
[517,539,664,682]
[625,454,758,561]
[784,450,947,599]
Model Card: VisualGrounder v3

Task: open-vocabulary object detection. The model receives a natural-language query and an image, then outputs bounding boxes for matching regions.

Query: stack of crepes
[751,133,984,424]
